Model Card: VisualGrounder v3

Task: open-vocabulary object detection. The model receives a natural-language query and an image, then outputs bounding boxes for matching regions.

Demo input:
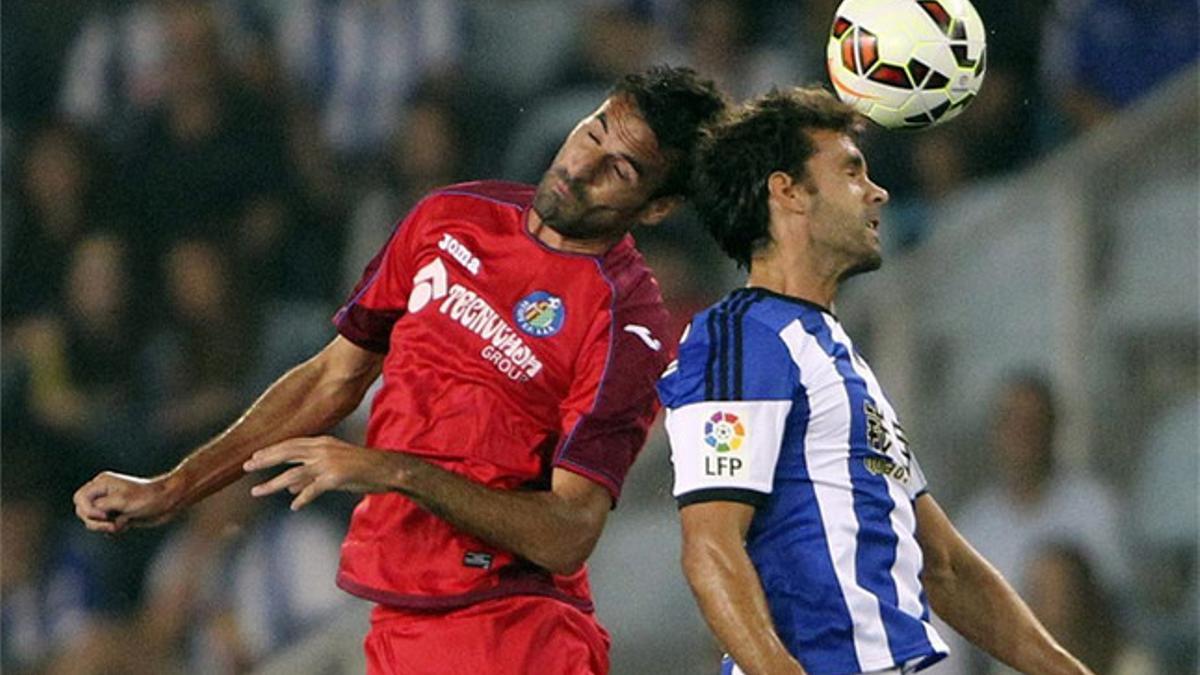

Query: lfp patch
[514,291,566,337]
[704,412,746,453]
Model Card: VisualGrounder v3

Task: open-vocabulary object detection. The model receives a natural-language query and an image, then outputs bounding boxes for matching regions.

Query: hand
[243,435,406,511]
[73,471,183,534]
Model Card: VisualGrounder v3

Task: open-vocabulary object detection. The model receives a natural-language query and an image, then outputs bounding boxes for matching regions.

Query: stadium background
[2,1,1196,673]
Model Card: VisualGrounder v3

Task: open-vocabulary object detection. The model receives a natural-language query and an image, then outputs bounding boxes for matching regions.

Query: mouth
[866,217,880,232]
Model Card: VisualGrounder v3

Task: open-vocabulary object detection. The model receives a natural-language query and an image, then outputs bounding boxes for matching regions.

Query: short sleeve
[332,199,427,352]
[658,313,797,508]
[552,296,673,503]
[907,450,929,499]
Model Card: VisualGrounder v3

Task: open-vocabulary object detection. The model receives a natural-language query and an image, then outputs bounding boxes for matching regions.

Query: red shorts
[364,595,611,675]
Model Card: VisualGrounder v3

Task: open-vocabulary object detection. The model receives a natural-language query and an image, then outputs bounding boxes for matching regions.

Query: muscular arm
[397,462,611,575]
[74,336,382,532]
[244,436,612,576]
[678,501,806,675]
[915,494,1093,675]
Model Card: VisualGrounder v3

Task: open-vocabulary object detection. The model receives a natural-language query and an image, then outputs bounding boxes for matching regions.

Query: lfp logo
[514,291,565,337]
[704,412,745,453]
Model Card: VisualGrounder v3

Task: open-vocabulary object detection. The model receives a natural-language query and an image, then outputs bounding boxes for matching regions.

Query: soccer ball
[826,0,986,129]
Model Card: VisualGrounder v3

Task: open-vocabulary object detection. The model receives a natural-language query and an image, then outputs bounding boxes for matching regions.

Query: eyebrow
[595,112,646,178]
[844,152,866,171]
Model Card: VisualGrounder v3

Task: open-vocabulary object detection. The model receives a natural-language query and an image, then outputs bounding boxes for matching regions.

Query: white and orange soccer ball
[826,0,987,129]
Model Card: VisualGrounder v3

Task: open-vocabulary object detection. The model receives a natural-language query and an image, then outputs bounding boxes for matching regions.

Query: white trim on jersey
[779,320,895,671]
[668,400,793,498]
[822,317,949,656]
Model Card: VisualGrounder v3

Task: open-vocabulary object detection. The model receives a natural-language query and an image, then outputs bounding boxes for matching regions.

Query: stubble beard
[838,251,882,281]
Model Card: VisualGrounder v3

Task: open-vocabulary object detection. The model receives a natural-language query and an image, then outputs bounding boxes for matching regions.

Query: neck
[524,208,621,256]
[746,247,842,309]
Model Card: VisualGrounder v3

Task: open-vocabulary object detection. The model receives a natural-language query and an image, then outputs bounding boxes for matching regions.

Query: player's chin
[841,252,882,280]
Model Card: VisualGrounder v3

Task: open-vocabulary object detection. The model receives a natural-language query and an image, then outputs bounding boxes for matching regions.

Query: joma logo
[438,233,481,275]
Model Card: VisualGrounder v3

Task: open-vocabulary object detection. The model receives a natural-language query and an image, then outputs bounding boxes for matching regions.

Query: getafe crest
[514,291,566,337]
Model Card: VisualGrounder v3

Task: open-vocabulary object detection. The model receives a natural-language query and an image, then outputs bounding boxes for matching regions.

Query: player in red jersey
[72,66,726,674]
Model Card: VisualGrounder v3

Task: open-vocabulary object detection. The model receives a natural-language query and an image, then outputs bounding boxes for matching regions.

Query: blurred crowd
[2,1,1196,674]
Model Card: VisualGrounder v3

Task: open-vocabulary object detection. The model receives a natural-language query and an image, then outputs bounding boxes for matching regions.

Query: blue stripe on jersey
[747,380,864,675]
[703,292,765,401]
[798,310,935,664]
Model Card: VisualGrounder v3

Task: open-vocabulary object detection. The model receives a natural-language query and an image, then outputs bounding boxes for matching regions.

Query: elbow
[537,539,597,576]
[535,517,605,576]
[542,553,589,577]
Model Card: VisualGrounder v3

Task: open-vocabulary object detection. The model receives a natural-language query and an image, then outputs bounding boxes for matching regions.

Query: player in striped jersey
[659,88,1094,675]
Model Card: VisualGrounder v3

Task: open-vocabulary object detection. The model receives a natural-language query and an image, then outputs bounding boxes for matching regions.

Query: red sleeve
[332,199,426,352]
[552,287,673,503]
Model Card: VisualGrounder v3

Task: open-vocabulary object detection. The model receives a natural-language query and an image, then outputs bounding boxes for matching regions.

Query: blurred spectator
[9,233,151,483]
[1021,543,1152,675]
[112,1,294,306]
[663,0,798,102]
[1129,393,1199,675]
[135,479,346,674]
[273,0,465,167]
[142,240,254,452]
[57,0,266,145]
[945,371,1131,674]
[955,372,1129,590]
[1042,0,1199,133]
[342,88,466,291]
[465,0,579,100]
[0,449,130,675]
[3,121,112,322]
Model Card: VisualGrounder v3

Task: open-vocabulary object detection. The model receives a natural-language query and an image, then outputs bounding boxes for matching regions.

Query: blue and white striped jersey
[658,288,948,675]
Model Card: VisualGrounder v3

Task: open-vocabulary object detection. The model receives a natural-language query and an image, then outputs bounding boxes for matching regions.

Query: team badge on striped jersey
[514,291,565,337]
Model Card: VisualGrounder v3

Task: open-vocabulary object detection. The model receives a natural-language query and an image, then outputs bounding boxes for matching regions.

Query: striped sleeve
[659,306,797,508]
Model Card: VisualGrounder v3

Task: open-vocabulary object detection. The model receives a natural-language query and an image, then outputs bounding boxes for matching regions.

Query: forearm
[927,551,1090,675]
[389,456,604,575]
[682,540,805,675]
[169,354,371,509]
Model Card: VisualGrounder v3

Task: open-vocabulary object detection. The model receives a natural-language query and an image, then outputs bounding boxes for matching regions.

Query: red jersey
[332,181,673,612]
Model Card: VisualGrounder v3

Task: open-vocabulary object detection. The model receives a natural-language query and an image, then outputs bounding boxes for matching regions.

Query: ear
[636,194,685,227]
[767,171,807,215]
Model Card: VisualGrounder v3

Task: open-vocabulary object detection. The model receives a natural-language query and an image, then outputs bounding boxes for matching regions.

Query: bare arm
[244,440,612,575]
[678,501,806,675]
[73,336,383,532]
[915,494,1093,675]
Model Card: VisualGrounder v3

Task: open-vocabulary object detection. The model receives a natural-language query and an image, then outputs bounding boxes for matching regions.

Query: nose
[868,178,889,206]
[562,146,603,183]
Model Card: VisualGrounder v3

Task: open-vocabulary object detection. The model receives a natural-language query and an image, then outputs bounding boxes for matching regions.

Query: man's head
[532,66,725,243]
[692,87,888,278]
[992,371,1059,487]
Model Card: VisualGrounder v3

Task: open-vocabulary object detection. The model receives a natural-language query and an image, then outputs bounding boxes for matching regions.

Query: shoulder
[594,240,670,334]
[659,292,797,407]
[425,180,535,211]
[680,291,795,357]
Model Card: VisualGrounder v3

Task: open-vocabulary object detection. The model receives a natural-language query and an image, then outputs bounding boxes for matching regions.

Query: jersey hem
[336,572,595,613]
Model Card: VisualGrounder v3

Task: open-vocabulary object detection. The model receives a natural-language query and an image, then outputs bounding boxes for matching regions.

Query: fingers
[250,465,313,498]
[73,476,129,533]
[290,478,329,511]
[243,437,319,472]
[73,481,112,522]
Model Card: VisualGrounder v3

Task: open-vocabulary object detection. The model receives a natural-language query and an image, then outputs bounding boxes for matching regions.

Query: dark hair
[692,87,862,269]
[611,66,727,199]
[1001,368,1059,437]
